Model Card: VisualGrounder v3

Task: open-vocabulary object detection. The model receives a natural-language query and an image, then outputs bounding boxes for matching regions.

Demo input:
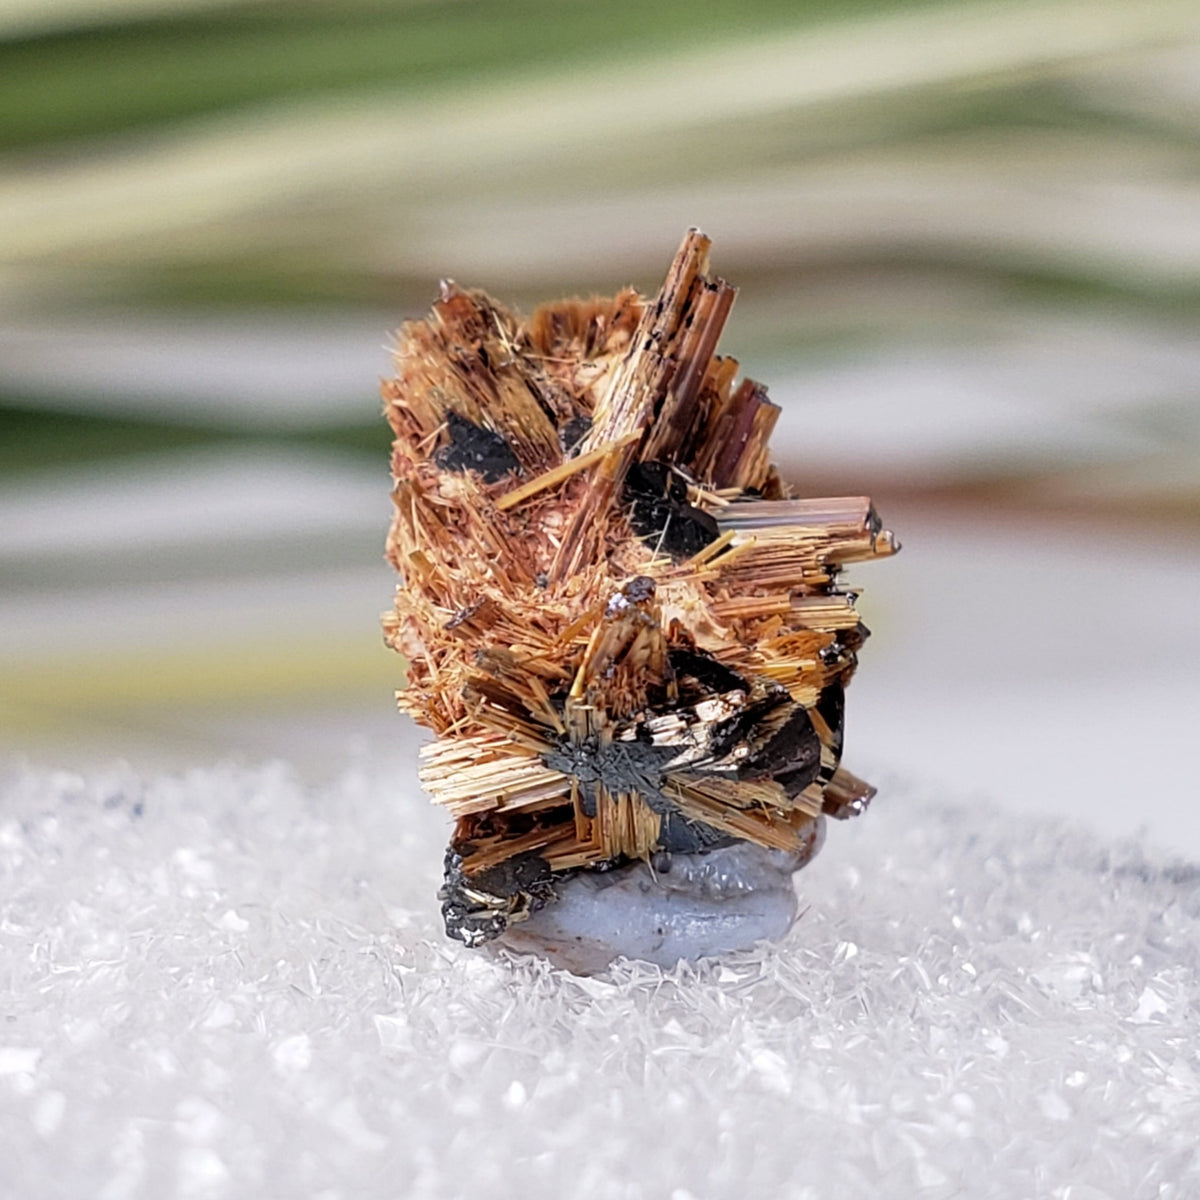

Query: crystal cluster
[382,230,897,956]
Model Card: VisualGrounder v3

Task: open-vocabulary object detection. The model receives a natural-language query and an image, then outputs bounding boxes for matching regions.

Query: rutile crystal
[382,230,897,965]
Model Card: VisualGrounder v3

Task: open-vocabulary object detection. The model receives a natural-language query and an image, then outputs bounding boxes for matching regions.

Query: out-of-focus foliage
[1,0,1198,764]
[1,0,912,151]
[3,0,1198,501]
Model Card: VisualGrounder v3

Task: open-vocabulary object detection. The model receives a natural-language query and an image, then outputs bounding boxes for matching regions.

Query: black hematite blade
[624,460,719,560]
[434,410,521,482]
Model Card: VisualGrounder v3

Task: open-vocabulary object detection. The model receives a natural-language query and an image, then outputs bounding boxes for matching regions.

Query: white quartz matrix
[1,760,1198,1199]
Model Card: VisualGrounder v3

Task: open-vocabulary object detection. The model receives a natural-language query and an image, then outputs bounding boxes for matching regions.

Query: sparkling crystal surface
[2,761,1198,1198]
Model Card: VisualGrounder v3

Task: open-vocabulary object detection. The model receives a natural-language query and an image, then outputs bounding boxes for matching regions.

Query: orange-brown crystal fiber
[383,231,896,884]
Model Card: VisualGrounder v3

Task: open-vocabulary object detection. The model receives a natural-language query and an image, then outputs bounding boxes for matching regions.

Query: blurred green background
[1,0,1198,846]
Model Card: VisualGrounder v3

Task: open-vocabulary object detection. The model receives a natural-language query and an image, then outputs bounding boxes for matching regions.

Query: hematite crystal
[382,230,897,967]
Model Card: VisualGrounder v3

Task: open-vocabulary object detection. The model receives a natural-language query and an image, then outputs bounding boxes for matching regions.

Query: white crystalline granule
[1,760,1198,1199]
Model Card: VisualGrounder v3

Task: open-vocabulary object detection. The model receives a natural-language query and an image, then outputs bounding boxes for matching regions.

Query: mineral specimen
[382,230,897,965]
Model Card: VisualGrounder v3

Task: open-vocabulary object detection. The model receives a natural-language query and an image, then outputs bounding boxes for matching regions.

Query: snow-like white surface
[2,760,1198,1198]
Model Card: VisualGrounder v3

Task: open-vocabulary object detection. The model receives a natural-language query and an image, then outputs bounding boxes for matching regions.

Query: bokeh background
[2,0,1198,850]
